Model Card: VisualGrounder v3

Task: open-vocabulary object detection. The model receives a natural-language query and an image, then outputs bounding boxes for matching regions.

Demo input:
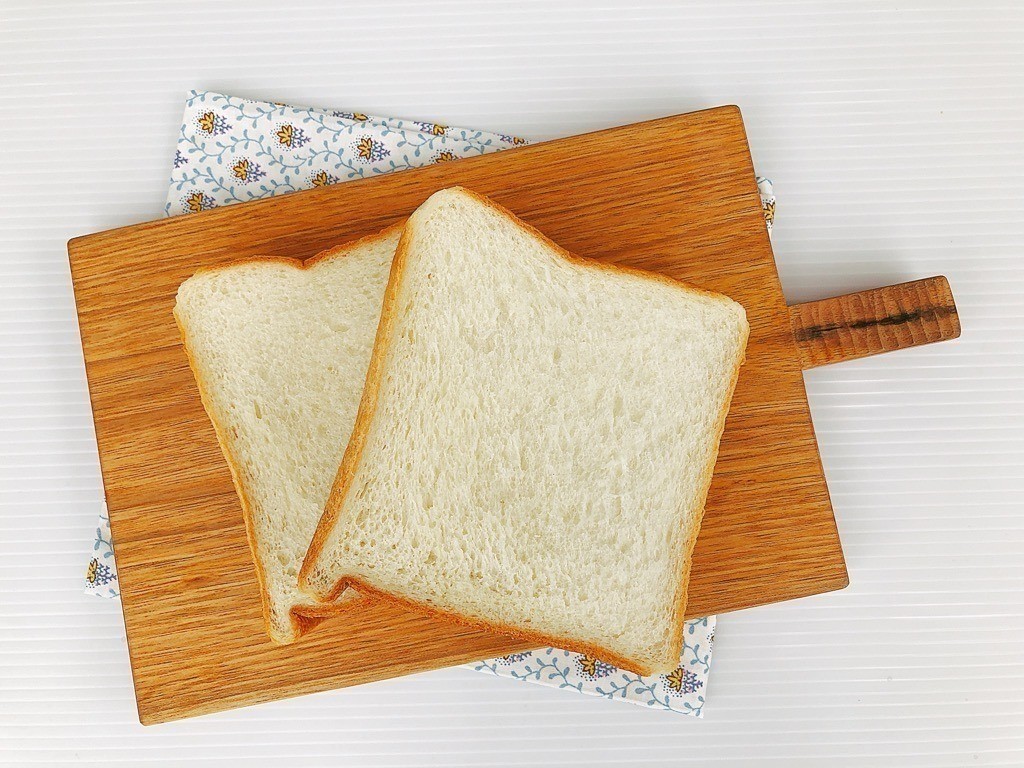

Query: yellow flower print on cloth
[275,123,310,149]
[310,170,340,187]
[354,135,390,162]
[85,507,119,598]
[757,177,775,232]
[196,110,230,136]
[433,150,457,163]
[231,158,266,184]
[182,191,216,213]
[575,653,616,680]
[664,665,704,696]
[86,557,115,588]
[414,121,448,136]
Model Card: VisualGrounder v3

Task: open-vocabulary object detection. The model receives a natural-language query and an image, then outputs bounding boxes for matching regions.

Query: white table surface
[2,1,1023,765]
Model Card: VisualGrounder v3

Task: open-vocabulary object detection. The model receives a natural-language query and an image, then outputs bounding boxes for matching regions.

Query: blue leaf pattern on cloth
[85,505,118,598]
[164,91,519,215]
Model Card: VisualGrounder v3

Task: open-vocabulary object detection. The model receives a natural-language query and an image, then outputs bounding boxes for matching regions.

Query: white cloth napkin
[87,90,776,718]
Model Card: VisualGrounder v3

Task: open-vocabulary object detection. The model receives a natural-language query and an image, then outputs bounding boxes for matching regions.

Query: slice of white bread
[300,188,749,674]
[174,226,401,643]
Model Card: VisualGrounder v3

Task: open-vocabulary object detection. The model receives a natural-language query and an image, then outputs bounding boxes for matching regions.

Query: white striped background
[1,1,1022,765]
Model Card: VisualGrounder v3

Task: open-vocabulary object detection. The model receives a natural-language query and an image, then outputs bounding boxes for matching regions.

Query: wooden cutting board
[68,106,959,724]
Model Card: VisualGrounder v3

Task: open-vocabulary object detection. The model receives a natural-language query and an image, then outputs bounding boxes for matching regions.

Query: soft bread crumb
[301,188,748,673]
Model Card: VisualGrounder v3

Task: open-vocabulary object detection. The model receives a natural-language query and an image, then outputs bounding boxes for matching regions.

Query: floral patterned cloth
[165,91,524,216]
[87,90,778,717]
[85,504,118,599]
[473,620,715,717]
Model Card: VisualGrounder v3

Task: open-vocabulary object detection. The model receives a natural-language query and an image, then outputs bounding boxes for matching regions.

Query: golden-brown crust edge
[172,304,283,641]
[183,222,405,280]
[298,186,749,671]
[174,223,404,643]
[665,319,749,665]
[336,576,659,676]
[289,590,375,618]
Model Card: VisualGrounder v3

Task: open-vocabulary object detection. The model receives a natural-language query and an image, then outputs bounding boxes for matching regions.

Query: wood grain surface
[68,107,849,725]
[788,276,960,368]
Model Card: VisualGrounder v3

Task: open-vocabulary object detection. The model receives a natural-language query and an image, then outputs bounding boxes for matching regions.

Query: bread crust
[665,319,749,663]
[173,224,402,643]
[182,222,404,282]
[343,577,659,675]
[299,187,748,673]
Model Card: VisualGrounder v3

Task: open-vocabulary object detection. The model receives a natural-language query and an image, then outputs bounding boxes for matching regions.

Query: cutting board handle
[787,276,960,369]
